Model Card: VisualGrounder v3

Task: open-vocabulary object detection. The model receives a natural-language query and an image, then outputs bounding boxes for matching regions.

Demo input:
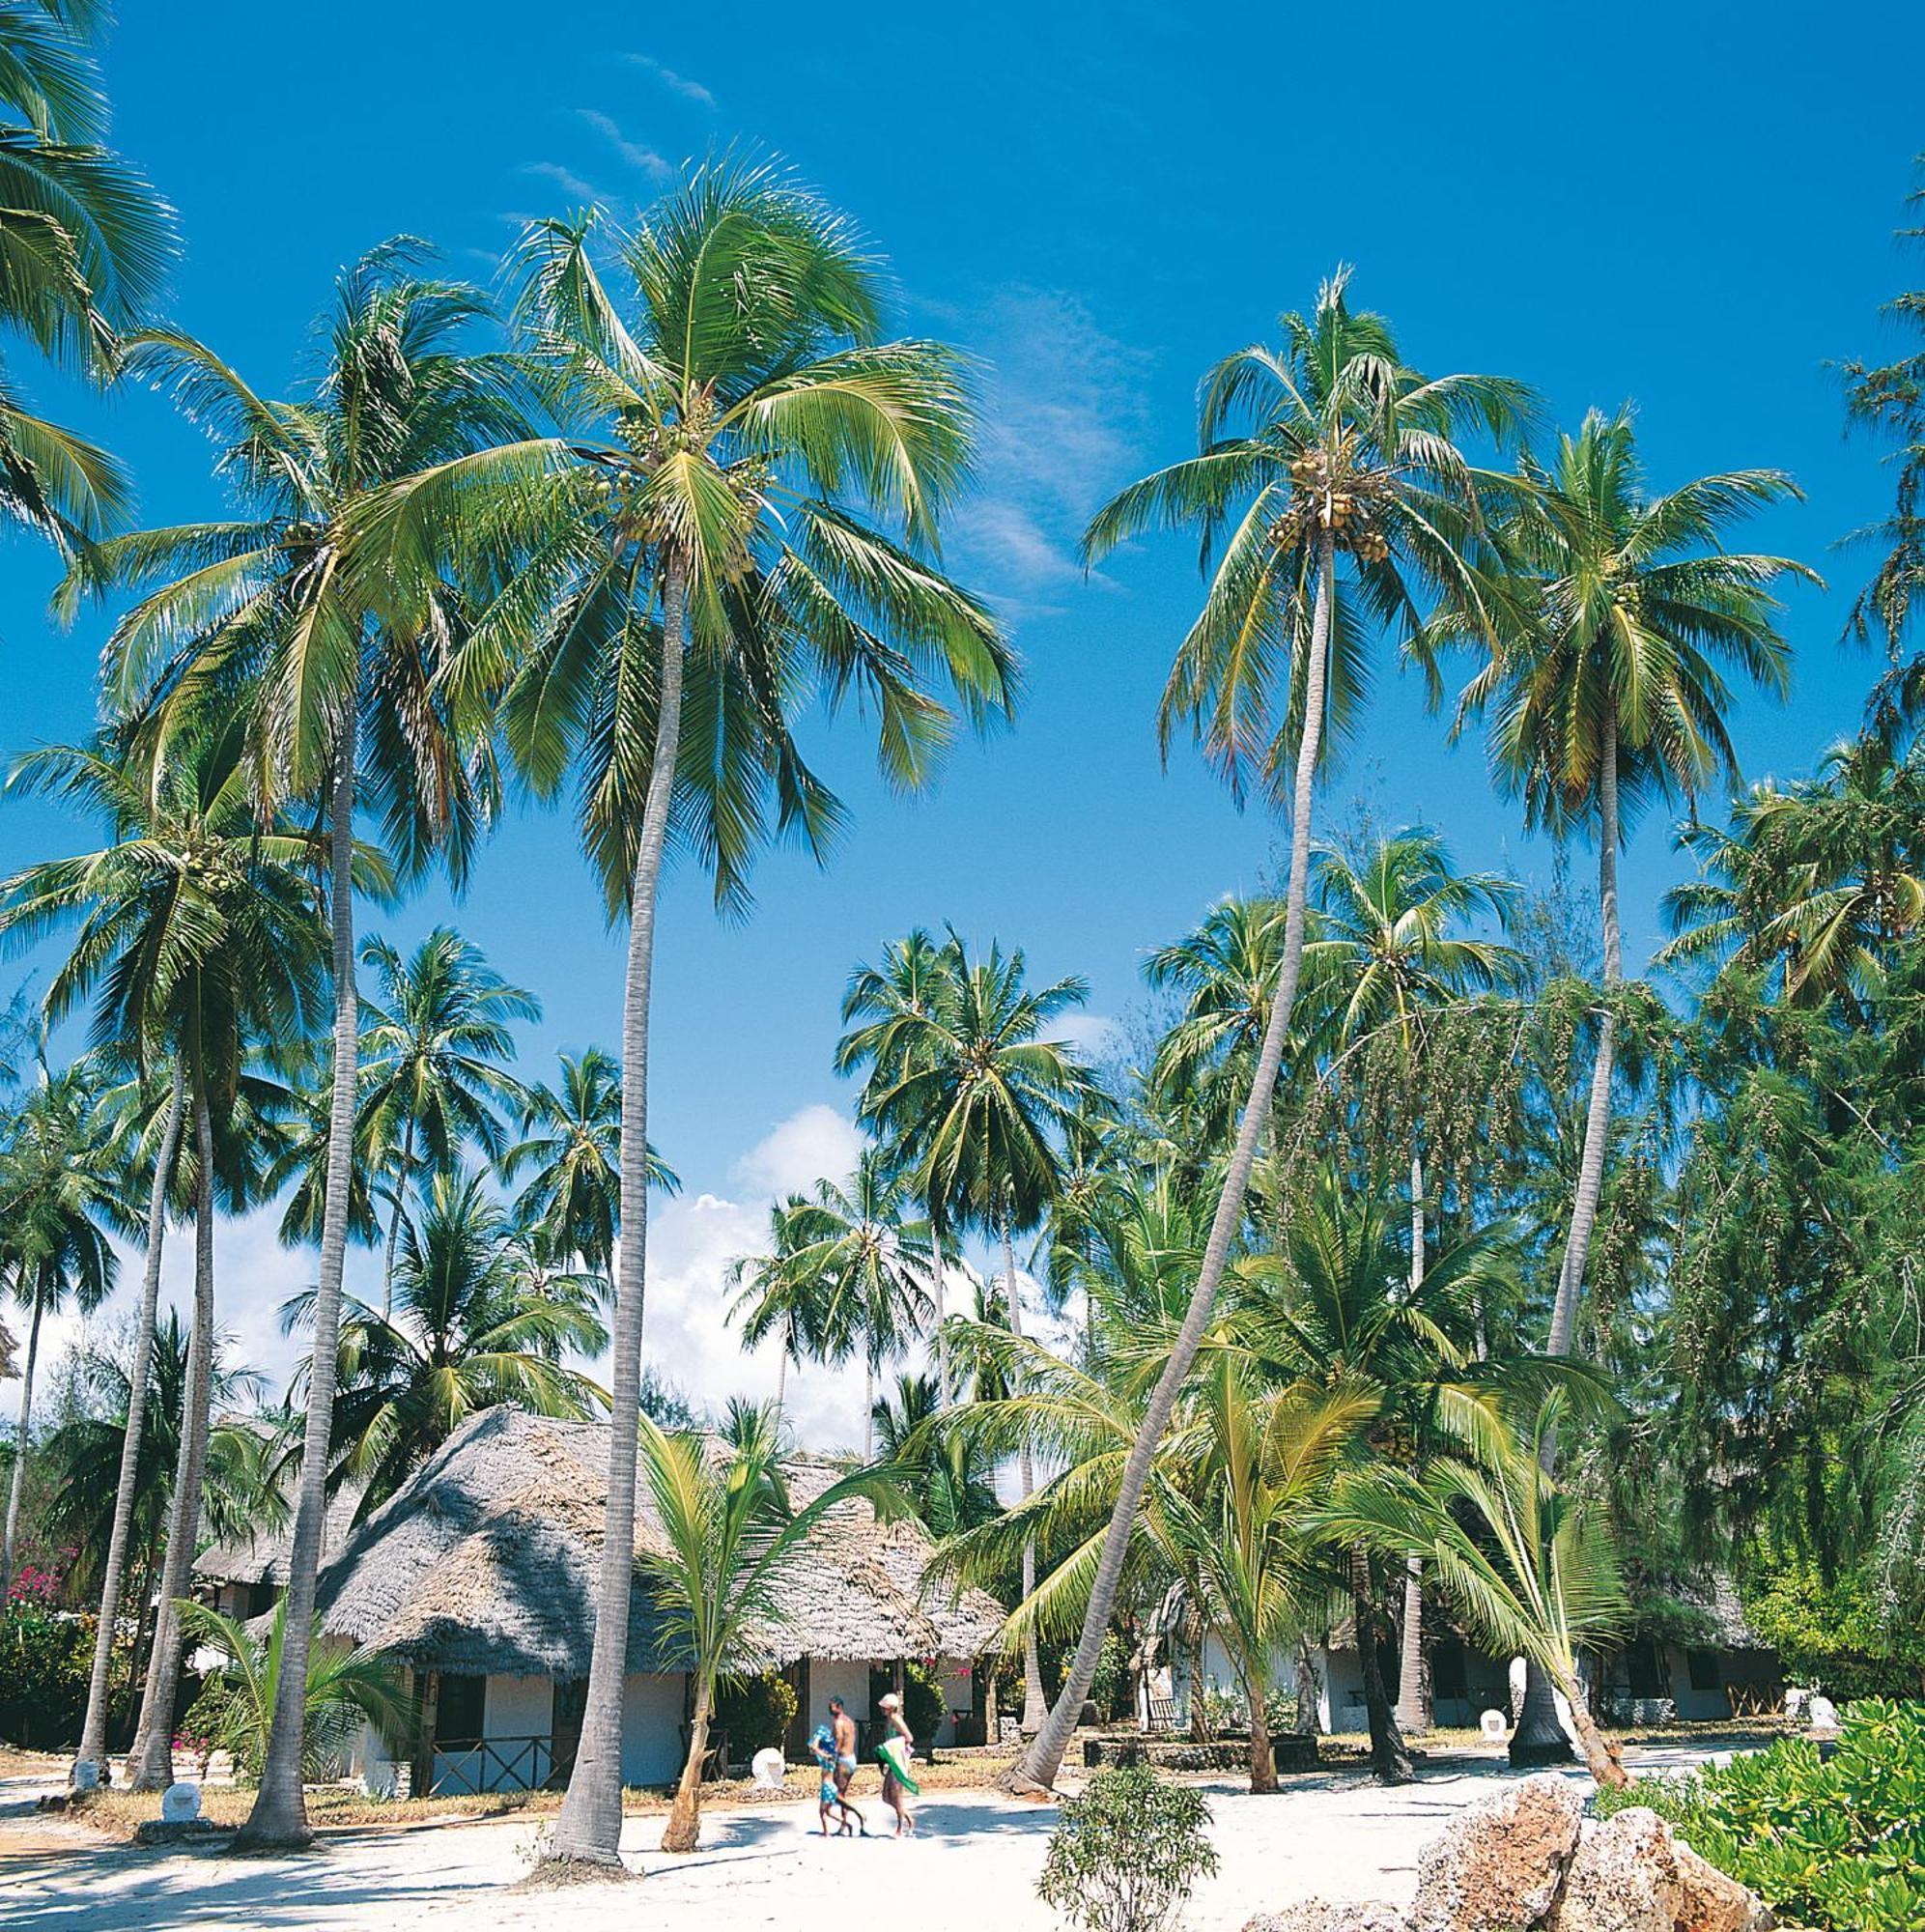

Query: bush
[903,1660,946,1746]
[1090,1632,1131,1721]
[1743,1566,1925,1700]
[1038,1765,1218,1932]
[1595,1698,1925,1931]
[0,1600,98,1749]
[714,1670,798,1757]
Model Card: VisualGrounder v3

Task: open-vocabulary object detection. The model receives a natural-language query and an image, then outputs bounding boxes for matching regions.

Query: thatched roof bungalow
[199,1406,1005,1796]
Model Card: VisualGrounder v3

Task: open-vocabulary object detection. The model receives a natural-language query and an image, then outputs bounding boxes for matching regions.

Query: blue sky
[2,2,1920,1435]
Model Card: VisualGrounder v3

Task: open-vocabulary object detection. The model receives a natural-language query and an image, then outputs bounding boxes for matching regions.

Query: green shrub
[1596,1698,1925,1931]
[0,1600,99,1749]
[714,1670,798,1757]
[1090,1632,1131,1721]
[1743,1566,1925,1699]
[903,1660,946,1745]
[1038,1765,1218,1932]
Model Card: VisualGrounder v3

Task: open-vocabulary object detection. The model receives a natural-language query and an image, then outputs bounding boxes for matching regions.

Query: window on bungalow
[437,1673,487,1746]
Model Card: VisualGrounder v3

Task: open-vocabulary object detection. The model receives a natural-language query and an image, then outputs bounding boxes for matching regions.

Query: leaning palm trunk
[1008,532,1337,1793]
[0,1282,45,1604]
[1394,1149,1429,1735]
[75,1062,186,1779]
[1292,1635,1322,1735]
[552,559,688,1868]
[928,1209,948,1403]
[661,1680,711,1854]
[1002,1219,1048,1735]
[1515,722,1621,1768]
[1553,1662,1628,1788]
[239,716,362,1849]
[380,1114,417,1320]
[127,1082,216,1790]
[1545,716,1621,1362]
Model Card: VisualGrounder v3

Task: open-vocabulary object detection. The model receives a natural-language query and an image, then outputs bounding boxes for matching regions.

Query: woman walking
[875,1691,920,1836]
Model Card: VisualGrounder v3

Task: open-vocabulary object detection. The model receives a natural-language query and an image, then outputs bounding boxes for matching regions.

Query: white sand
[0,1744,1731,1932]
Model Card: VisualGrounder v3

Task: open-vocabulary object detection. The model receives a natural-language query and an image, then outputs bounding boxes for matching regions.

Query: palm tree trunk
[1002,1217,1047,1736]
[380,1114,417,1321]
[661,1680,710,1854]
[1555,1662,1628,1788]
[1247,1663,1277,1794]
[1395,1148,1429,1736]
[552,554,688,1870]
[1545,713,1621,1362]
[774,1345,788,1424]
[1005,528,1338,1795]
[76,1062,186,1778]
[1515,721,1620,1771]
[239,713,361,1851]
[1352,1546,1411,1784]
[127,1078,216,1791]
[0,1282,45,1605]
[863,1358,874,1463]
[1292,1636,1321,1735]
[928,1210,948,1403]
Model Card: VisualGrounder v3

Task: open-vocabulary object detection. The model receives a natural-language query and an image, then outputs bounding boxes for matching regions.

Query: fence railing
[428,1733,576,1796]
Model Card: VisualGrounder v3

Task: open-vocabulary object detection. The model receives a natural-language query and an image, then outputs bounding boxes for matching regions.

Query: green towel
[876,1736,920,1795]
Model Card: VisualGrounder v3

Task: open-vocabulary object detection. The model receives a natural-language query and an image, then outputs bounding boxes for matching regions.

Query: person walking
[875,1691,920,1837]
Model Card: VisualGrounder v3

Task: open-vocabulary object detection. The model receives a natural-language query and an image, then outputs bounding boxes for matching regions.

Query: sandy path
[0,1745,1734,1932]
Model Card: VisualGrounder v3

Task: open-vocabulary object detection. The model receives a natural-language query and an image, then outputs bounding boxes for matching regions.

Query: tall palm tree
[282,1168,608,1518]
[1661,735,1925,1012]
[642,1404,884,1853]
[503,1046,677,1288]
[855,931,1094,1733]
[365,163,1013,1865]
[1305,828,1521,1727]
[0,1063,123,1601]
[0,715,332,1784]
[356,927,538,1311]
[812,1154,935,1458]
[838,929,966,1396]
[725,1191,841,1422]
[65,245,526,1846]
[872,1371,1000,1539]
[1457,409,1811,1367]
[1021,272,1529,1791]
[0,0,171,547]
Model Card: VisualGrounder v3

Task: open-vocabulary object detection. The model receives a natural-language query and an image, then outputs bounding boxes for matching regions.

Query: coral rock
[1408,1775,1586,1932]
[1672,1842,1775,1932]
[1551,1809,1682,1932]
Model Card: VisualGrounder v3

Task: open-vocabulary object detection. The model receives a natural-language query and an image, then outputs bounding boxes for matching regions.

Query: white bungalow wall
[620,1671,687,1786]
[431,1673,558,1794]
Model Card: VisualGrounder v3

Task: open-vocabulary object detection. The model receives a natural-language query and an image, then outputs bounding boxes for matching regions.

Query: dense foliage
[1037,1767,1219,1932]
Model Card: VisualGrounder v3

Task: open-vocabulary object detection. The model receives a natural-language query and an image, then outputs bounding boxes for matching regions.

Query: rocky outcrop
[1238,1779,1773,1932]
[1409,1775,1586,1932]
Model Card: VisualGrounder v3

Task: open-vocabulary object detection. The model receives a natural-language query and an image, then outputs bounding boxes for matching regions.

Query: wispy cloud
[578,108,672,182]
[520,159,609,205]
[941,285,1152,614]
[621,52,717,109]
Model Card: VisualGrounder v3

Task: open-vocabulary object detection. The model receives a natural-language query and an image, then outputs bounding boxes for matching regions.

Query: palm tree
[1306,828,1521,1727]
[175,1597,409,1780]
[1457,410,1811,1366]
[1145,895,1293,1152]
[838,930,967,1396]
[1161,1370,1374,1792]
[725,1191,841,1422]
[66,244,526,1847]
[357,927,538,1311]
[855,931,1094,1733]
[0,0,171,548]
[0,716,333,1784]
[641,1404,884,1853]
[1021,272,1529,1792]
[1315,1398,1632,1788]
[872,1371,1000,1539]
[0,1063,123,1601]
[283,1168,608,1518]
[503,1046,677,1288]
[363,162,1012,1866]
[1661,735,1925,1012]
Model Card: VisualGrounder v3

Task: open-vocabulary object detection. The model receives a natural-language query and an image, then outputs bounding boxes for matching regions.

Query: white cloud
[946,285,1152,607]
[1053,1011,1118,1057]
[521,160,609,205]
[620,53,717,109]
[578,109,672,182]
[729,1102,863,1200]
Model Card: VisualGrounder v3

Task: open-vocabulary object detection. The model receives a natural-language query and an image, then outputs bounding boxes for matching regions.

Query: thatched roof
[249,1406,1005,1681]
[199,1480,365,1588]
